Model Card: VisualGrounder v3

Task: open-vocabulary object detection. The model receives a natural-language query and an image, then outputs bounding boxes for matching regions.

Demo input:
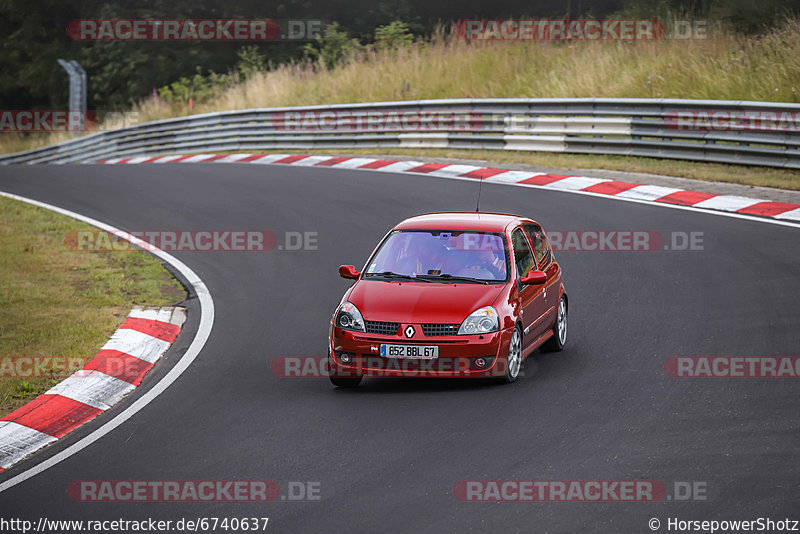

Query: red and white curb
[96,154,800,223]
[0,306,185,472]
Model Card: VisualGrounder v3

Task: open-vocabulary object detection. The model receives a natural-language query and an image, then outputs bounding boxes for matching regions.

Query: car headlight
[335,301,365,332]
[458,306,499,335]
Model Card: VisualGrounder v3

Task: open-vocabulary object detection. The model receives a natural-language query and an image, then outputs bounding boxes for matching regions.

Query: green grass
[144,20,800,115]
[0,196,186,416]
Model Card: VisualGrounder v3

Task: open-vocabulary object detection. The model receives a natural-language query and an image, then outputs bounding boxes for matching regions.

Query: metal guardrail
[1,98,799,168]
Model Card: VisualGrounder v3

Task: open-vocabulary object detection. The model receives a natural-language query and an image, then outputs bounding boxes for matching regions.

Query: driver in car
[455,247,505,280]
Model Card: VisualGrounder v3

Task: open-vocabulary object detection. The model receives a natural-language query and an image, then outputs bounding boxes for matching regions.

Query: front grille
[421,324,460,336]
[364,321,400,336]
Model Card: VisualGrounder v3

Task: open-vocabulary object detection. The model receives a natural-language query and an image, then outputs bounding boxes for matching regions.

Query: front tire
[541,295,567,352]
[498,326,523,384]
[330,376,362,388]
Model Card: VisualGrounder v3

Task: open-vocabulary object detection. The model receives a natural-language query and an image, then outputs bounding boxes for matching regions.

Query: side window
[511,229,536,279]
[524,224,552,268]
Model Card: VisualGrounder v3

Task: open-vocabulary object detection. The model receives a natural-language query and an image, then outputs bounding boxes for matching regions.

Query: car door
[523,223,561,314]
[511,228,549,348]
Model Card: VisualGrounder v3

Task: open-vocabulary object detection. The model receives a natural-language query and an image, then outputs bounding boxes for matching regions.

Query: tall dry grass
[150,19,800,118]
[4,20,800,154]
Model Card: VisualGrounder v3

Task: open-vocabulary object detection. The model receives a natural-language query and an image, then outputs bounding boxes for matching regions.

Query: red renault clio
[328,212,567,387]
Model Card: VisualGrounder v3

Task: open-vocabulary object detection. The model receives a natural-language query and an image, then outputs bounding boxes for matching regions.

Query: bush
[156,67,225,103]
[237,45,266,81]
[374,21,414,50]
[303,22,360,69]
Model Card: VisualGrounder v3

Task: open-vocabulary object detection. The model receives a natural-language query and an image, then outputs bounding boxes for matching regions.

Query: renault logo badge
[404,325,415,338]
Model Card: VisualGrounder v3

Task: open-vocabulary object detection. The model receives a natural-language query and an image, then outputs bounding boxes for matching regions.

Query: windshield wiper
[364,271,431,282]
[416,273,491,284]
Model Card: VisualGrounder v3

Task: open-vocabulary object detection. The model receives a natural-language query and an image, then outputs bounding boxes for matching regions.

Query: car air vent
[364,321,401,335]
[421,324,460,336]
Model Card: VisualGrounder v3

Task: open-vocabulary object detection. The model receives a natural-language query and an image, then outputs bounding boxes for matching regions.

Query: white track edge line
[0,191,215,493]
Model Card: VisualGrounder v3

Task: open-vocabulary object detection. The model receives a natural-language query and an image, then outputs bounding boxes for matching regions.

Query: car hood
[347,280,505,324]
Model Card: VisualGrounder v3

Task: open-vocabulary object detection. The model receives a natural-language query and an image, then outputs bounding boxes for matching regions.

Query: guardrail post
[57,59,87,134]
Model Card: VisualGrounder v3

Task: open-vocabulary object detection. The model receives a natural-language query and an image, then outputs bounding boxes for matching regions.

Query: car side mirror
[520,270,547,285]
[338,265,360,280]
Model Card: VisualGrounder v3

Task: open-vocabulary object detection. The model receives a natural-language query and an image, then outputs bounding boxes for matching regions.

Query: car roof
[394,212,534,232]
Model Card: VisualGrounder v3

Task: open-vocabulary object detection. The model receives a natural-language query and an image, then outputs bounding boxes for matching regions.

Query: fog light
[339,353,352,364]
[474,357,486,368]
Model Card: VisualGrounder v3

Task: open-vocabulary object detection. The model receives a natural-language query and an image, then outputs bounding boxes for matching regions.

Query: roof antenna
[475,176,483,213]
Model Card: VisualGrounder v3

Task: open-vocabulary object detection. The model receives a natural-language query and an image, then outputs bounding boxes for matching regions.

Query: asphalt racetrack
[1,162,798,532]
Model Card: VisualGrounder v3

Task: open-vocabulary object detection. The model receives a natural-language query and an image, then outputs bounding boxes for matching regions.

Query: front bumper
[328,325,512,378]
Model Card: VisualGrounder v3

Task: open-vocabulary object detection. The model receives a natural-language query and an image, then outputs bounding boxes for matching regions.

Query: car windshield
[364,230,508,282]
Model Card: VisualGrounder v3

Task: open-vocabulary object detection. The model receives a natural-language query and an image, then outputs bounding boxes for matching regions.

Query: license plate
[380,344,438,359]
